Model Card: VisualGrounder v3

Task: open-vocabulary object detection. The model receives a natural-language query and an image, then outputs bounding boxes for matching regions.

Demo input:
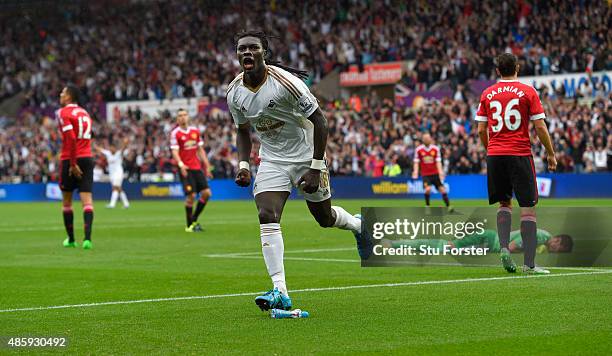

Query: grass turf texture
[0,199,611,354]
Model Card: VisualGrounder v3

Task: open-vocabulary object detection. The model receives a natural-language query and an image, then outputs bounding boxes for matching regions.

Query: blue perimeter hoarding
[0,174,611,202]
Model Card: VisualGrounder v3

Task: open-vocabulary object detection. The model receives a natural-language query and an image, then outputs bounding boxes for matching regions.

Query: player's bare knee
[258,207,280,224]
[201,189,212,200]
[500,200,512,208]
[520,207,536,218]
[185,194,195,205]
[425,187,431,194]
[62,199,72,208]
[80,193,93,206]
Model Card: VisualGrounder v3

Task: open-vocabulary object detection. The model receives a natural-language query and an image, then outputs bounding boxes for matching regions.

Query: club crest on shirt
[191,133,198,139]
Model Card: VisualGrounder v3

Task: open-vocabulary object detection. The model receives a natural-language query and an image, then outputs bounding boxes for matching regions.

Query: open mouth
[243,57,254,70]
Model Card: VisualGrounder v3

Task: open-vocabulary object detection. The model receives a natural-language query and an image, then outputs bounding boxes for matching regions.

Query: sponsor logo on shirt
[184,140,198,149]
[423,156,434,164]
[255,117,285,139]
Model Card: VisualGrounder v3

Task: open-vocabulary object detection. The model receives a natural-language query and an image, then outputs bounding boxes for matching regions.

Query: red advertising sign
[339,62,403,87]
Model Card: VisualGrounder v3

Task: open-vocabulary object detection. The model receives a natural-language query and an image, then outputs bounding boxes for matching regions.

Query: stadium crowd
[1,93,610,183]
[1,0,611,183]
[1,0,611,106]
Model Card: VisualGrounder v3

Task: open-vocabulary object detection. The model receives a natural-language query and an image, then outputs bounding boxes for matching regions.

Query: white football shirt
[226,65,319,163]
[101,149,124,175]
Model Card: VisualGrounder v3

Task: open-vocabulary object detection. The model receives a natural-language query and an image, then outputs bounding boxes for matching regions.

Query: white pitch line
[0,218,316,233]
[1,270,610,314]
[204,247,354,257]
[205,255,359,263]
[202,254,608,271]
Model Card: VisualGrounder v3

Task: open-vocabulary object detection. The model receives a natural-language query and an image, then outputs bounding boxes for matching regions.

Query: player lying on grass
[382,229,573,271]
[226,30,372,312]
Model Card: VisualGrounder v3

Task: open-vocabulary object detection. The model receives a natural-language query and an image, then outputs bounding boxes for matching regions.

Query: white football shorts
[253,160,331,202]
[110,171,124,187]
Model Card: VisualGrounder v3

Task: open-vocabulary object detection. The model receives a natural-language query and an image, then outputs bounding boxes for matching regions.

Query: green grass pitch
[0,198,611,354]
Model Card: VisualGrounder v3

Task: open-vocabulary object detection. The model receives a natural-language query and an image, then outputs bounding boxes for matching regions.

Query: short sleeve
[475,94,488,122]
[227,90,248,127]
[57,110,74,132]
[290,77,319,117]
[413,149,420,163]
[170,130,179,150]
[435,147,442,162]
[196,130,204,147]
[270,67,319,117]
[528,88,546,121]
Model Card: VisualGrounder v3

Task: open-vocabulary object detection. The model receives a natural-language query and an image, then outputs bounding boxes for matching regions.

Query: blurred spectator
[0,92,609,183]
[383,155,401,177]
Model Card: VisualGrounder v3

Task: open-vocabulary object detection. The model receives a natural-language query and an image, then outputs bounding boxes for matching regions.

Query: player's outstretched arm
[121,137,129,151]
[94,143,108,156]
[235,122,252,187]
[298,108,328,194]
[533,119,557,171]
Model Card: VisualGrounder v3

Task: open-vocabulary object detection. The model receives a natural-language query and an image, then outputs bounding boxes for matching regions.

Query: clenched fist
[235,168,251,187]
[297,169,320,194]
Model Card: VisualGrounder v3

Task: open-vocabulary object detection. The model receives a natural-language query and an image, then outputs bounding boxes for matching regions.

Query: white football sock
[119,191,129,207]
[331,206,361,233]
[260,223,287,296]
[109,191,118,207]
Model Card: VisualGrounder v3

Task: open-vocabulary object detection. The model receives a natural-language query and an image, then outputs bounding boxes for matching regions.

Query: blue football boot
[255,288,292,311]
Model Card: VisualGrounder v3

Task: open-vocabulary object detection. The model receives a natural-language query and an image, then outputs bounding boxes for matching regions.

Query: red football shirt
[414,144,441,176]
[170,126,203,170]
[57,104,93,162]
[475,80,545,156]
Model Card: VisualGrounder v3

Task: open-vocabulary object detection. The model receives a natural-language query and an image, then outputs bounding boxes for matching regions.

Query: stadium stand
[0,0,610,183]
